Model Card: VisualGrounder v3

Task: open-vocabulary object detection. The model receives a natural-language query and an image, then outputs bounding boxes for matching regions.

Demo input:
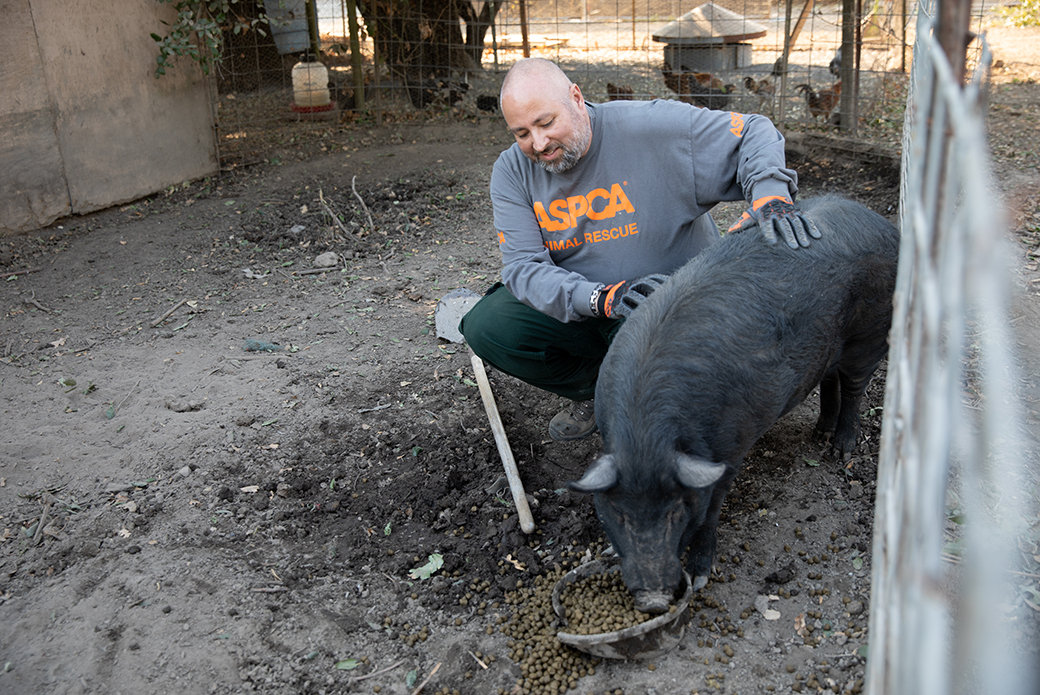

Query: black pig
[568,195,899,613]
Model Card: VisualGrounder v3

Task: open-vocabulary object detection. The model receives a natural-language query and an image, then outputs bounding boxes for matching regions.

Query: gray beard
[537,121,592,174]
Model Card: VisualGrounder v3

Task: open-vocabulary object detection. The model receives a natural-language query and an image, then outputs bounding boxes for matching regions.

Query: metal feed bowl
[551,559,693,660]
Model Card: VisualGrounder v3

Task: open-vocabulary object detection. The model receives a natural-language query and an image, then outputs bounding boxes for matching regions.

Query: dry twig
[4,267,42,278]
[294,266,340,276]
[352,175,376,235]
[24,290,52,314]
[115,380,141,414]
[150,298,188,327]
[318,189,355,241]
[32,495,54,546]
[348,659,405,683]
[410,662,441,695]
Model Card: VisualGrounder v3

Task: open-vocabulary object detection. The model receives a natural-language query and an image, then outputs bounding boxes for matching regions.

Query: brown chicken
[692,71,729,92]
[607,82,634,101]
[794,80,841,121]
[661,61,735,110]
[743,75,775,97]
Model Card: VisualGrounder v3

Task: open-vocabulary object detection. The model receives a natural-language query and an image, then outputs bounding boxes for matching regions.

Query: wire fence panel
[206,0,988,167]
[866,2,1038,694]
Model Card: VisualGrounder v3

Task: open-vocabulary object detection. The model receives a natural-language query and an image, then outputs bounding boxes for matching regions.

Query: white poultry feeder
[652,3,767,73]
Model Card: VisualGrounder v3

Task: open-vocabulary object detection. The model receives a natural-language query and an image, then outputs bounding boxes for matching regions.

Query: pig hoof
[692,575,708,591]
[634,591,672,615]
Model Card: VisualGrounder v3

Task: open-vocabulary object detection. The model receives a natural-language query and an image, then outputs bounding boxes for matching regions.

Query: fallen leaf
[754,594,781,620]
[794,612,810,638]
[240,485,260,493]
[409,553,444,579]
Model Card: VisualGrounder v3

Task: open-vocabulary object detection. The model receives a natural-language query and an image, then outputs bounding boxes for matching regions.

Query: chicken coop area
[210,0,1007,168]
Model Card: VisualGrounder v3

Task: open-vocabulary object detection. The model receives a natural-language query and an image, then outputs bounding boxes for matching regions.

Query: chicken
[692,71,729,92]
[794,81,841,121]
[661,61,735,110]
[407,78,469,110]
[743,75,776,114]
[829,47,842,77]
[743,75,775,97]
[606,82,634,101]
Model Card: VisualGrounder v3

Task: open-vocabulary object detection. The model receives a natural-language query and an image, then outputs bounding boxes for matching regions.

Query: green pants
[459,284,624,401]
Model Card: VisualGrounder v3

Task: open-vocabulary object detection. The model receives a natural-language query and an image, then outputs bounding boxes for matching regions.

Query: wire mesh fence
[210,0,997,167]
[865,2,1038,693]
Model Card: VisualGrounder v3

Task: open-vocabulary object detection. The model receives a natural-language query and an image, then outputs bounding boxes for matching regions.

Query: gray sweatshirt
[490,99,798,323]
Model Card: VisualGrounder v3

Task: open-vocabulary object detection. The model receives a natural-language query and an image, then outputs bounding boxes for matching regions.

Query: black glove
[728,196,821,248]
[596,275,669,318]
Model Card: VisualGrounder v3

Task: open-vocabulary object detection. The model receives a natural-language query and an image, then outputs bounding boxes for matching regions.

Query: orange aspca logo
[729,112,745,138]
[533,182,635,232]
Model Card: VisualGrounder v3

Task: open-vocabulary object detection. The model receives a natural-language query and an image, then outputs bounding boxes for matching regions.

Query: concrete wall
[0,0,218,236]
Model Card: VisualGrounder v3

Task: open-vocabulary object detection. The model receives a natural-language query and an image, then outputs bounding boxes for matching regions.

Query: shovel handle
[469,352,536,534]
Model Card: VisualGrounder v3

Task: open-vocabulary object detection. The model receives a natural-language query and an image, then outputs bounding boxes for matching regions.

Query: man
[460,58,818,442]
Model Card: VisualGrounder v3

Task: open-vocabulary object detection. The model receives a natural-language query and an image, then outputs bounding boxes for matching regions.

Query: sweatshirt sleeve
[490,152,601,323]
[688,109,799,206]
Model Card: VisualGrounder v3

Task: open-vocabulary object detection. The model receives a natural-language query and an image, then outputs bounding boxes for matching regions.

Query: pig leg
[685,477,734,590]
[831,367,879,460]
[814,371,841,441]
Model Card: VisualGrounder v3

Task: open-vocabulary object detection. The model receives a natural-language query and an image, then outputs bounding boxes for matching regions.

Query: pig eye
[676,438,696,456]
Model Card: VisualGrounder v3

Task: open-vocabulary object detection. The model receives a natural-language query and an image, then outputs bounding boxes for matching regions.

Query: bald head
[499,59,592,173]
[500,58,574,105]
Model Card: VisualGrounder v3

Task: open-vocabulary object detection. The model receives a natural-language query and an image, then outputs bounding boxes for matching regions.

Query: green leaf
[335,659,359,670]
[852,556,863,570]
[105,404,116,419]
[383,521,392,536]
[408,553,444,580]
[803,457,820,467]
[406,668,418,687]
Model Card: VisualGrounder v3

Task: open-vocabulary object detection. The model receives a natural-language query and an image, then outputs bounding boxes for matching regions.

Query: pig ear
[567,454,618,493]
[675,454,727,489]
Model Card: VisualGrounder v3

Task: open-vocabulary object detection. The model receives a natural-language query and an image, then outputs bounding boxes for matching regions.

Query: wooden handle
[470,352,536,534]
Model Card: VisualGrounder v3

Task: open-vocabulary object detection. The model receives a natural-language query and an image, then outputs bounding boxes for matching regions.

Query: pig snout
[621,555,685,615]
[634,590,672,615]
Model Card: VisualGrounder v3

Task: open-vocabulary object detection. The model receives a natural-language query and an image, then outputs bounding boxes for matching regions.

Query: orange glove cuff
[751,195,792,211]
[600,281,625,318]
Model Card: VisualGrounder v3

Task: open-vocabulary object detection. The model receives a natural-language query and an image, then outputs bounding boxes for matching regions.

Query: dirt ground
[2,29,1039,695]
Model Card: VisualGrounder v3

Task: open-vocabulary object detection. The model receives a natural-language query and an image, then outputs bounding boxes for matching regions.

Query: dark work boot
[548,399,597,442]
